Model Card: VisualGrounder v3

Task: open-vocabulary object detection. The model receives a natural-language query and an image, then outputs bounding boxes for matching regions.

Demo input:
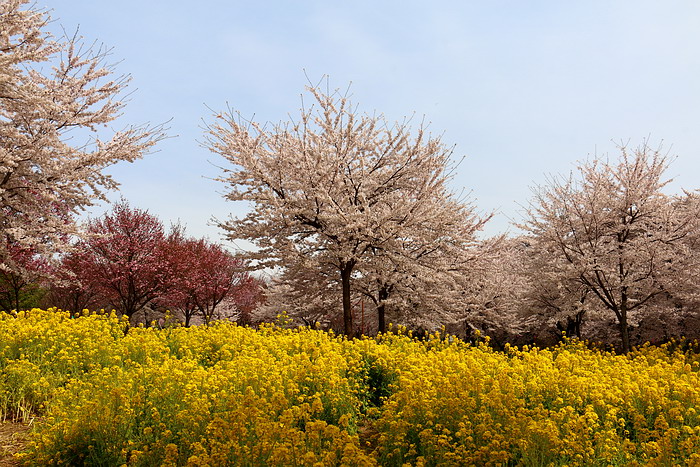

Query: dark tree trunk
[377,286,389,334]
[340,261,355,338]
[377,303,386,335]
[574,311,583,338]
[618,302,630,354]
[617,247,631,354]
[558,315,581,338]
[13,287,20,312]
[566,311,584,338]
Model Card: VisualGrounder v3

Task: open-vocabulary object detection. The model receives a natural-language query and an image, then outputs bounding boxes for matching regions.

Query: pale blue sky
[47,1,700,245]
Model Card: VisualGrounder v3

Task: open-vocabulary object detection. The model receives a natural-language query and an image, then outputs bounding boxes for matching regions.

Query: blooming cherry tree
[520,144,699,353]
[0,0,163,273]
[207,84,488,336]
[356,194,489,333]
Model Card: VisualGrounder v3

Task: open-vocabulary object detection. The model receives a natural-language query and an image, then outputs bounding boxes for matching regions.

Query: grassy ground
[0,422,29,466]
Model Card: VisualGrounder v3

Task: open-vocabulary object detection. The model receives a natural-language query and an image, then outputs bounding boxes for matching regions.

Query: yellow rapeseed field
[1,309,700,466]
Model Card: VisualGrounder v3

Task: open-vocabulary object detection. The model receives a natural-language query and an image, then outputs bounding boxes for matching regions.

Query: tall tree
[520,144,699,353]
[0,0,163,273]
[207,84,486,337]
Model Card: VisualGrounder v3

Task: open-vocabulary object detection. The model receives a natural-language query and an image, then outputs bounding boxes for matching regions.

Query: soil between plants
[0,422,30,466]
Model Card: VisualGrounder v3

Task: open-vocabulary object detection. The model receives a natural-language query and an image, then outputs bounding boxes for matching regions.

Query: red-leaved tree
[71,201,173,320]
[162,236,258,326]
[49,201,263,324]
[44,250,101,314]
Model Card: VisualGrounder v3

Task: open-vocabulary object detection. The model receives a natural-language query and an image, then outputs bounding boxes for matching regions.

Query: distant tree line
[207,81,699,353]
[2,1,699,351]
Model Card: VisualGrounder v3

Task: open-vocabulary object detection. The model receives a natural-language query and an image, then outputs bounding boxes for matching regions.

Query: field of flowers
[2,310,700,466]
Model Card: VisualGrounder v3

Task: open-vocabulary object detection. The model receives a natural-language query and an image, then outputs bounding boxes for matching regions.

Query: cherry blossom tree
[207,84,489,337]
[255,262,346,330]
[437,236,547,346]
[355,195,489,333]
[259,219,492,335]
[666,191,700,308]
[520,143,699,353]
[512,236,591,339]
[0,0,164,274]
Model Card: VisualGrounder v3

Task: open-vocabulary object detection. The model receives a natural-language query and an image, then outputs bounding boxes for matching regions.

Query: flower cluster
[373,336,700,465]
[3,310,371,465]
[3,310,700,465]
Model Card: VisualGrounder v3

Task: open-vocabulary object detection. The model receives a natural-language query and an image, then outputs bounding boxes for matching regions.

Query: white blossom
[0,0,164,272]
[207,84,489,336]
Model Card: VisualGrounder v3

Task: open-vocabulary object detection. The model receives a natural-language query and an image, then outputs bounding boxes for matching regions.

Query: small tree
[0,0,163,274]
[0,241,47,311]
[163,236,253,326]
[72,201,172,321]
[44,251,100,314]
[231,276,266,326]
[520,143,699,353]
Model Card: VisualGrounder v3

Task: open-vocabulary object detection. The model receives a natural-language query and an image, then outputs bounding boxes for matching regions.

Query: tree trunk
[377,303,386,335]
[200,306,211,326]
[340,261,355,338]
[569,311,584,338]
[575,312,582,338]
[617,249,630,354]
[618,297,630,354]
[563,315,580,338]
[377,286,389,334]
[122,295,136,322]
[13,287,20,312]
[618,315,630,354]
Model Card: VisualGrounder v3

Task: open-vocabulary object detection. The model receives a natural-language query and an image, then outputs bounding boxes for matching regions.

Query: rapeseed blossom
[2,309,700,465]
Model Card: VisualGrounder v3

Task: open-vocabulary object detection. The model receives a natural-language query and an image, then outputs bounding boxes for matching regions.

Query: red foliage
[71,201,173,319]
[161,235,259,325]
[44,251,101,314]
[0,241,49,311]
[49,201,262,324]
